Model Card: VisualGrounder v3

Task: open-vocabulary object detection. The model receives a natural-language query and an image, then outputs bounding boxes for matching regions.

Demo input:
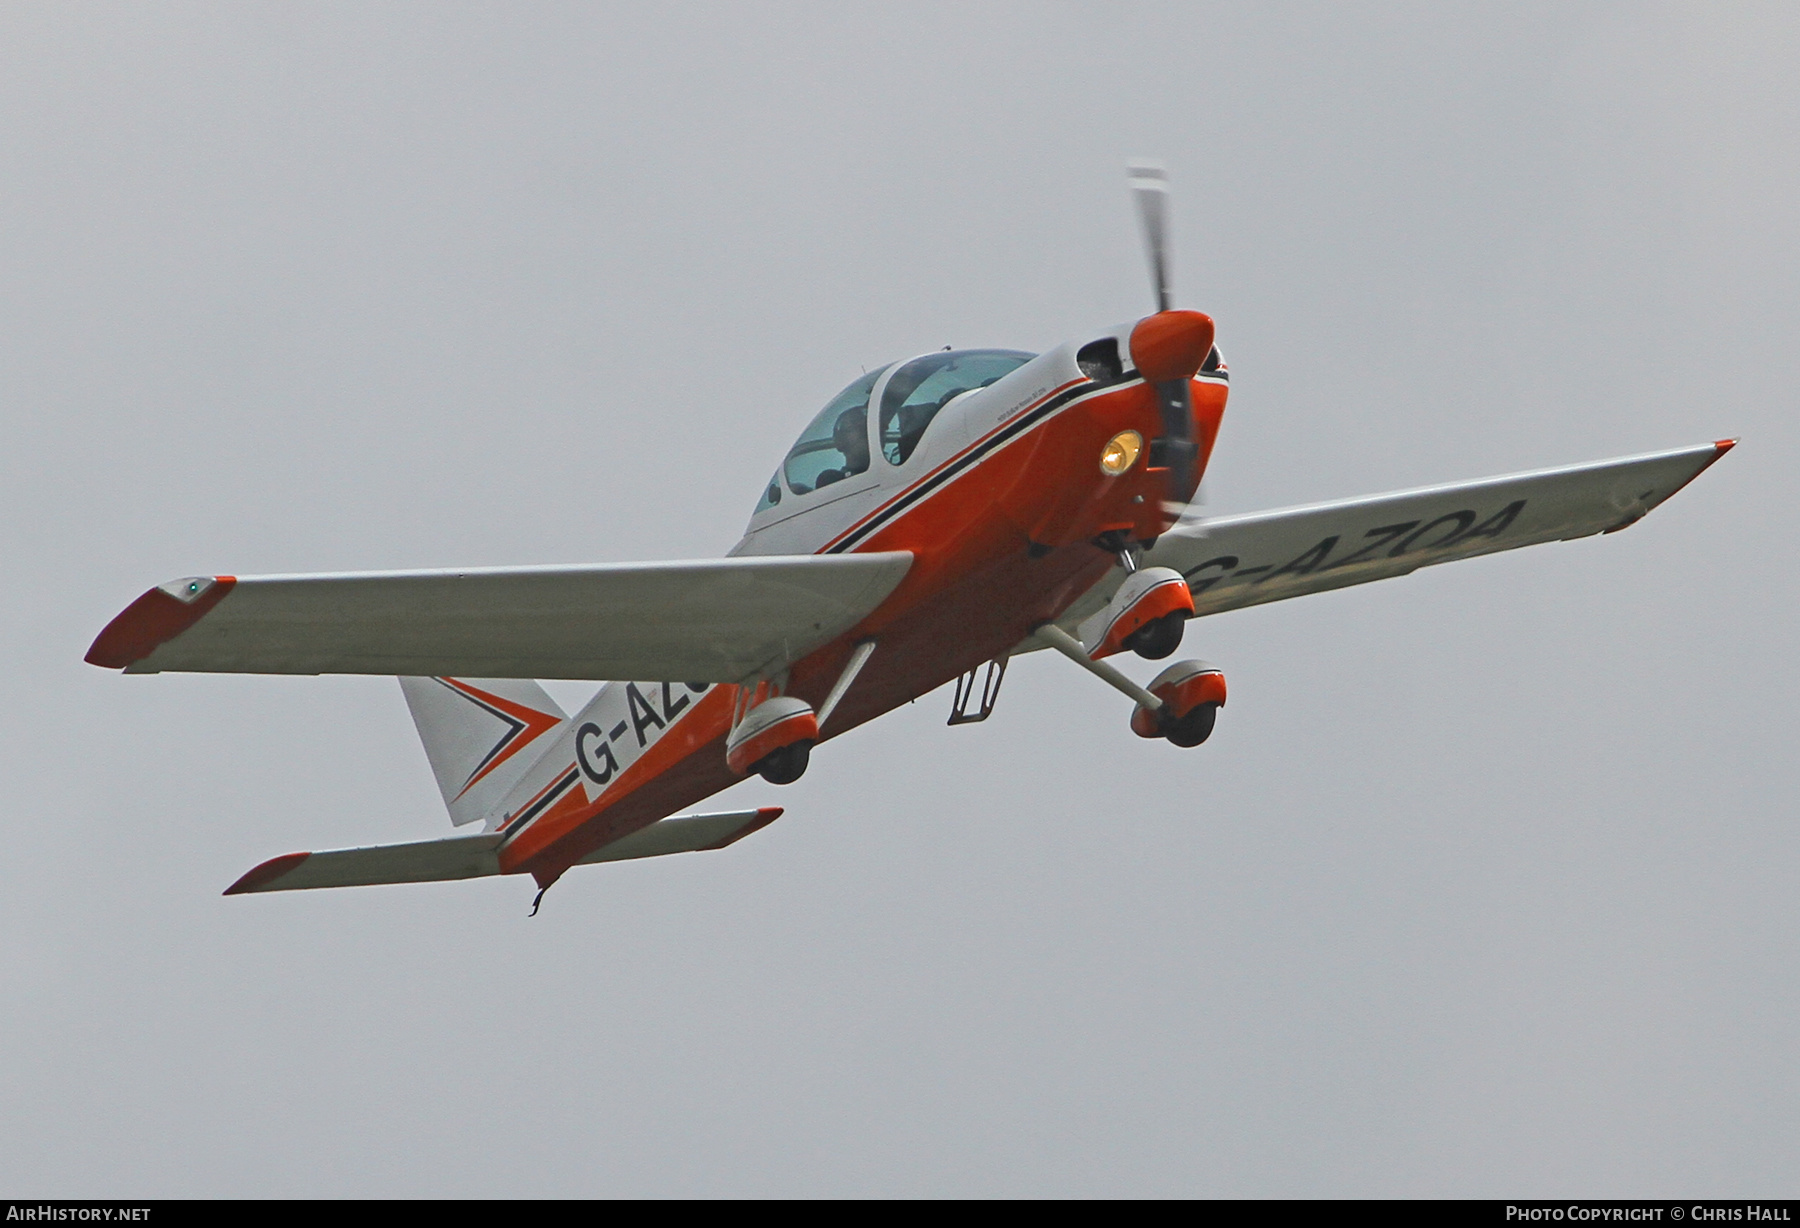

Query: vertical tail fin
[399,677,569,827]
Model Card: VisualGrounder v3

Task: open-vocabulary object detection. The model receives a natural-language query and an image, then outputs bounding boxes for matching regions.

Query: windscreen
[783,366,892,495]
[877,350,1035,465]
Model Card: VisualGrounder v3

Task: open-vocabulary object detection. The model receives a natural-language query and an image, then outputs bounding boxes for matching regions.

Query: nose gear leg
[1033,623,1163,710]
[1035,623,1225,749]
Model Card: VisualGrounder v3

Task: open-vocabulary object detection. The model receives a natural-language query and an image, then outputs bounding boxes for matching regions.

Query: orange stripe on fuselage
[498,685,737,879]
[818,376,1089,554]
[497,763,578,832]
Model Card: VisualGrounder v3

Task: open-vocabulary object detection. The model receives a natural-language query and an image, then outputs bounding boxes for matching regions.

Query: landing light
[1100,430,1143,476]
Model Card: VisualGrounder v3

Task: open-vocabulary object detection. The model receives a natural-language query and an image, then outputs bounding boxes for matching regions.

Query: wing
[87,553,912,681]
[222,807,782,894]
[1055,440,1734,638]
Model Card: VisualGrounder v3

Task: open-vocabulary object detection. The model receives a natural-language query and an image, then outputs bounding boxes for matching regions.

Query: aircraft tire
[1162,701,1218,748]
[755,740,812,785]
[1125,611,1187,660]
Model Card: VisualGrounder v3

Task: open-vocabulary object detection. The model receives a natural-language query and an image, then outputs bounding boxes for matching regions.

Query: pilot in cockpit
[825,408,870,482]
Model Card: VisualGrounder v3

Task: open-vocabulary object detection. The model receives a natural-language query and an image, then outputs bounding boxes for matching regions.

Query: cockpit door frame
[865,358,916,472]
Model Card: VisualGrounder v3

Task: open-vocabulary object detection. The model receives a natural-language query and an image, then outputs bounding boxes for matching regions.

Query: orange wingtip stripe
[224,851,311,895]
[1714,438,1738,453]
[697,806,785,851]
[85,576,237,668]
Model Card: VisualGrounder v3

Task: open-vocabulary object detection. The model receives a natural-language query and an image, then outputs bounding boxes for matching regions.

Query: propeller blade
[1128,161,1172,313]
[1129,162,1201,514]
[1168,480,1209,534]
[1150,378,1200,505]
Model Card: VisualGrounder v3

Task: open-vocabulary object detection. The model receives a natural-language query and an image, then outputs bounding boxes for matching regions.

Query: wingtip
[696,807,785,852]
[731,806,784,842]
[224,850,310,895]
[1690,437,1738,480]
[1623,438,1740,522]
[86,575,236,669]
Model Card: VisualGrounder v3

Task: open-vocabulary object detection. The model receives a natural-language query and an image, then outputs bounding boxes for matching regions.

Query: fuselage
[496,313,1230,888]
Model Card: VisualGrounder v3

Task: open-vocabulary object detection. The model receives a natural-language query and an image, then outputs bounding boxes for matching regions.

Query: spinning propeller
[1127,161,1213,511]
[1129,162,1175,313]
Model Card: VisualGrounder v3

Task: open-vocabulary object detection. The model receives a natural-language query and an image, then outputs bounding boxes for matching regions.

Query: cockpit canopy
[759,349,1035,513]
[781,364,892,497]
[877,350,1034,466]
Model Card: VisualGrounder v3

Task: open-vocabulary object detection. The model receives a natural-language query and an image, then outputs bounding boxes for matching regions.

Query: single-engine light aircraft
[87,166,1735,909]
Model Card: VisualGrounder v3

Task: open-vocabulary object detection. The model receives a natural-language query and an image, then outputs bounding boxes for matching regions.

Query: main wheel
[1162,701,1217,747]
[1125,611,1187,660]
[754,740,812,784]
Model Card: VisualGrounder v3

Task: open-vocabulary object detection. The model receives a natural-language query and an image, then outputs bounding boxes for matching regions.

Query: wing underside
[223,807,783,894]
[88,552,913,682]
[1053,440,1734,641]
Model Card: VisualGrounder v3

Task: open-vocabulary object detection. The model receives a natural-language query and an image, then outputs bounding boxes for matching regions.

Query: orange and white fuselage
[490,312,1228,890]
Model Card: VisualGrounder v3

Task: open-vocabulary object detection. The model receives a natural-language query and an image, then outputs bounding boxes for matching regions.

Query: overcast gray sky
[2,1,1794,1197]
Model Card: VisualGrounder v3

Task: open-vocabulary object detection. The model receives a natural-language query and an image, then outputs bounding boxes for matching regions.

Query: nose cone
[1130,310,1215,383]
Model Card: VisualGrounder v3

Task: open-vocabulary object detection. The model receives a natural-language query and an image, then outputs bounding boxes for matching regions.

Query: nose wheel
[1158,700,1218,747]
[1127,659,1227,746]
[1033,624,1226,750]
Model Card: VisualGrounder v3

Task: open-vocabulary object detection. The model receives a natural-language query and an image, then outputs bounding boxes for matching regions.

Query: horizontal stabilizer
[89,552,912,682]
[224,807,782,894]
[573,808,781,864]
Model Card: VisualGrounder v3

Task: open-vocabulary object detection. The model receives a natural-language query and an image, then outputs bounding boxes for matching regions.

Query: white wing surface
[222,807,782,894]
[88,553,912,681]
[1059,441,1733,639]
